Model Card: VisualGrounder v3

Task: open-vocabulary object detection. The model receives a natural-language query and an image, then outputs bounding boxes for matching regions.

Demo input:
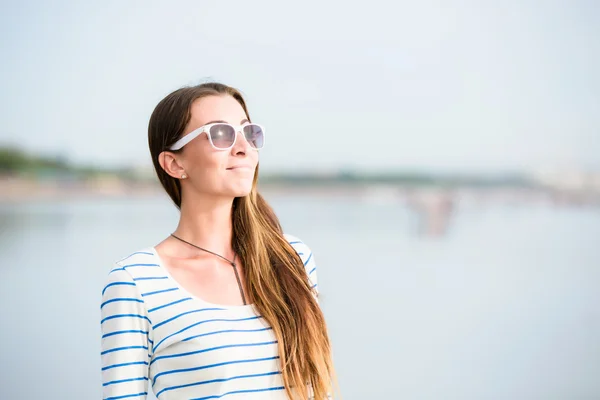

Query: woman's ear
[159,151,186,179]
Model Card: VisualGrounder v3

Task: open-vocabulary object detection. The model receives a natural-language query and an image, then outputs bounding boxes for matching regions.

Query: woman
[100,82,336,400]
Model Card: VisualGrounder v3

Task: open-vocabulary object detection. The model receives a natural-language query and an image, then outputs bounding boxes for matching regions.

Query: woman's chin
[224,184,254,198]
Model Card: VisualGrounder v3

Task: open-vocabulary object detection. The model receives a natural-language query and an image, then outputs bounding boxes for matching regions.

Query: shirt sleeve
[285,234,319,297]
[100,265,152,400]
[302,244,318,295]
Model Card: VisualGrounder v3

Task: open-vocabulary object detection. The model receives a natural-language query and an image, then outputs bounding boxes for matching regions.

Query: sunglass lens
[243,124,264,149]
[208,124,236,149]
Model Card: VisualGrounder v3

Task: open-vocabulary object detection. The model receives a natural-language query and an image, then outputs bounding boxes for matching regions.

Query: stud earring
[181,173,187,179]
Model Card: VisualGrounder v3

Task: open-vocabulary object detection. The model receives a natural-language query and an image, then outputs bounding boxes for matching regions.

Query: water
[1,192,599,399]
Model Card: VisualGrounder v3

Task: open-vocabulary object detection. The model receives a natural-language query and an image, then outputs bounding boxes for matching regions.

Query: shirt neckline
[149,246,258,313]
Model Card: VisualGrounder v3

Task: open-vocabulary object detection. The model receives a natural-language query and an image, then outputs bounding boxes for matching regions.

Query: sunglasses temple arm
[170,129,203,150]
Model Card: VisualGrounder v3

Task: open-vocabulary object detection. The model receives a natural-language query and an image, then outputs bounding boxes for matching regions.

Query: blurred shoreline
[0,175,161,202]
[2,174,599,206]
[3,145,600,205]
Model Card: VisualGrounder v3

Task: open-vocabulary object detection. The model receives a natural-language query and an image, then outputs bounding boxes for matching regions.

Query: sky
[1,0,598,174]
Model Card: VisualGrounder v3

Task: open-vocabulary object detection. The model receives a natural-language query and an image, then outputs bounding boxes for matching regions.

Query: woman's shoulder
[104,247,160,281]
[113,248,158,268]
[284,233,312,254]
[284,233,316,266]
[284,233,318,290]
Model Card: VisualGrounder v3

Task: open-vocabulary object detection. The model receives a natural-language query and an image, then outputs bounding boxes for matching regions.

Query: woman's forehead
[189,95,247,125]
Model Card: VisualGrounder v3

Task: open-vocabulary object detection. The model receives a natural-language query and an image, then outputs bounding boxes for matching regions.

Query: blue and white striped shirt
[100,234,318,400]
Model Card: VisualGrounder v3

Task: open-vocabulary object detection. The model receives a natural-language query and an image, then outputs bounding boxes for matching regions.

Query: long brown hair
[148,82,336,399]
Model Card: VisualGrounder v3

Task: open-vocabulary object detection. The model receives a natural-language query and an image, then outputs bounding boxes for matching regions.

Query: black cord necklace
[170,233,247,305]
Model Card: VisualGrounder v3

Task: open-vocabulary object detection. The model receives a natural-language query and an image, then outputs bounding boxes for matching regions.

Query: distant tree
[0,146,30,172]
[0,146,71,173]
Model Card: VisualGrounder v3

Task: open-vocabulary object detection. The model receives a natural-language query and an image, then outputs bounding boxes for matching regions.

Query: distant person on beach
[100,82,336,399]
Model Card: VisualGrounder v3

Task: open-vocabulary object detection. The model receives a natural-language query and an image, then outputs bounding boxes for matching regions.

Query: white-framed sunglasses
[169,122,265,151]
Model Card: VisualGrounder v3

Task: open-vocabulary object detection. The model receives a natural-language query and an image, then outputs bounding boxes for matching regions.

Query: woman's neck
[174,196,235,257]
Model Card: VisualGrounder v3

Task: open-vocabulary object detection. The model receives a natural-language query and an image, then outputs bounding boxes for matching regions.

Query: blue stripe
[190,386,285,400]
[308,266,316,275]
[154,307,226,330]
[134,276,168,281]
[150,341,277,366]
[288,240,302,245]
[141,287,179,297]
[182,327,272,343]
[102,361,149,371]
[148,297,192,313]
[152,356,279,386]
[119,251,154,261]
[102,330,148,339]
[101,345,149,355]
[156,372,282,397]
[101,298,144,309]
[303,252,313,266]
[123,263,160,268]
[154,316,261,351]
[312,283,318,289]
[102,282,136,295]
[148,338,154,345]
[105,391,148,400]
[101,314,151,325]
[103,376,149,387]
[109,267,125,274]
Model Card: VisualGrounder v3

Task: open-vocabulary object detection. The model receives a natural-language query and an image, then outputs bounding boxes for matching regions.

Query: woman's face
[175,95,259,199]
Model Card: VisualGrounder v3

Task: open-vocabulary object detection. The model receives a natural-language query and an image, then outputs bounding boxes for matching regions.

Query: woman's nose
[231,130,250,154]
